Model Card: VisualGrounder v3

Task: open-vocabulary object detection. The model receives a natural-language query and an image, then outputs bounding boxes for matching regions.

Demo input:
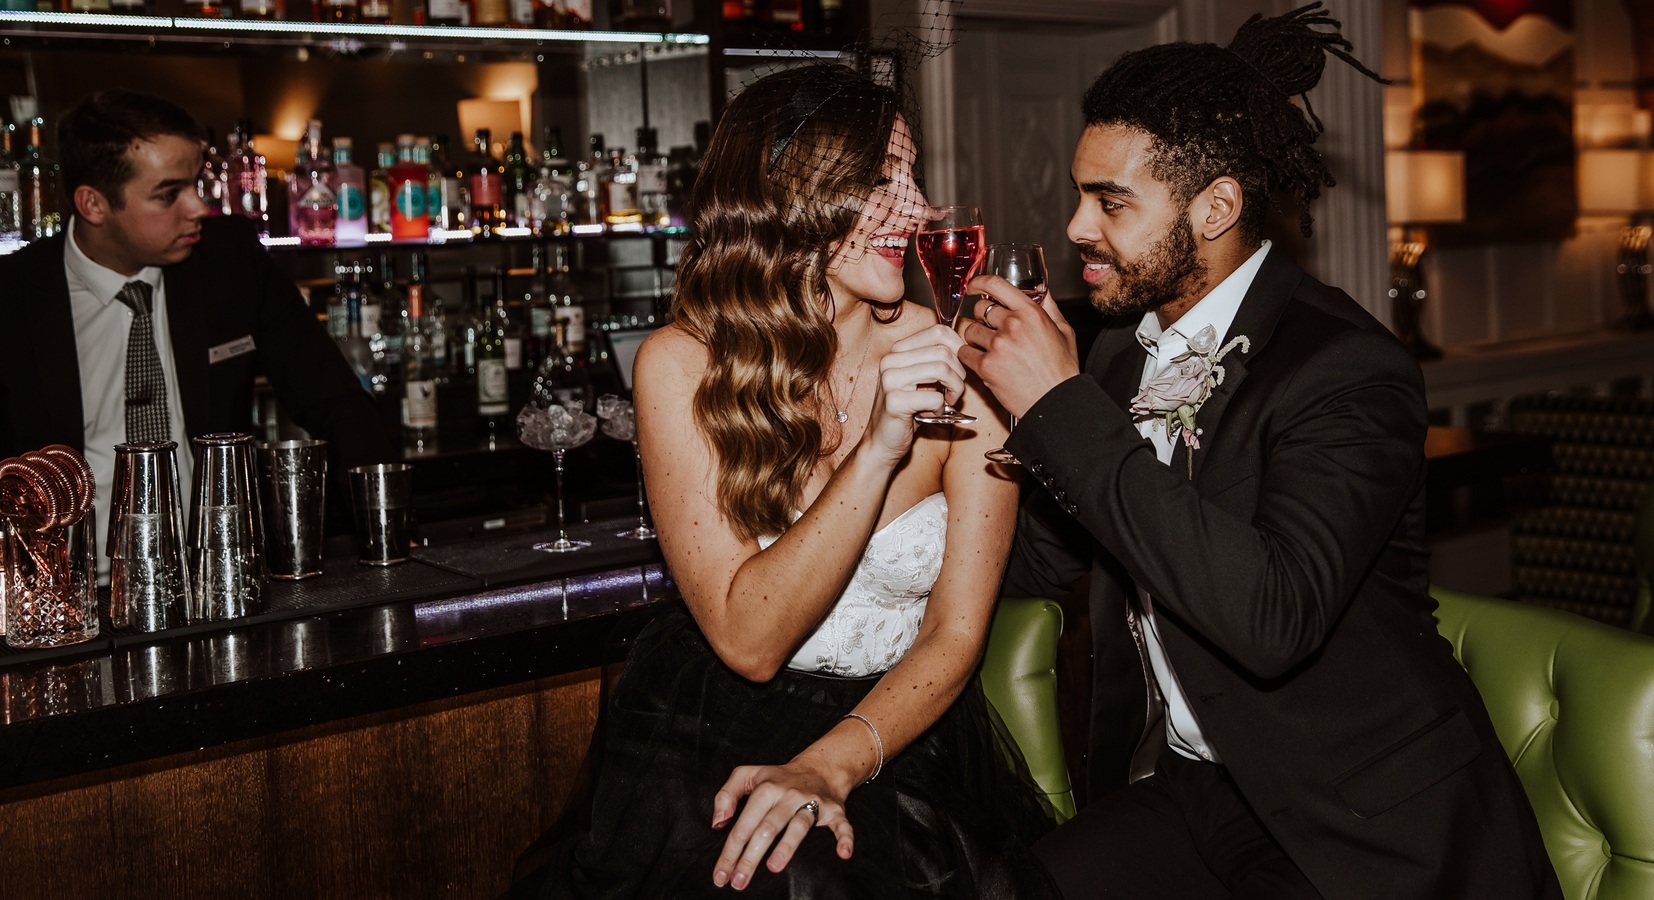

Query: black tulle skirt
[527,608,1062,899]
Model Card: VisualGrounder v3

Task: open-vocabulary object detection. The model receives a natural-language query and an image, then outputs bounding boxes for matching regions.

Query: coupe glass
[981,243,1049,464]
[914,205,986,425]
[596,394,655,540]
[518,357,597,553]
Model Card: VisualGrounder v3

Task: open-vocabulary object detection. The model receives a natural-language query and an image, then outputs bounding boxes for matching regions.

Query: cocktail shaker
[187,433,265,621]
[107,440,191,631]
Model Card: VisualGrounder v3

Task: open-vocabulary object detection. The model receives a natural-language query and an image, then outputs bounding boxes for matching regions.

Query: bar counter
[0,518,676,900]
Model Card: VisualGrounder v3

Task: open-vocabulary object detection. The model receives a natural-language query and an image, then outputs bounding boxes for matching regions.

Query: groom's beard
[1080,216,1207,319]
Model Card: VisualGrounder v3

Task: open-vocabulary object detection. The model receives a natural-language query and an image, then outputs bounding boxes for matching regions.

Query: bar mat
[100,558,481,650]
[410,517,663,587]
[0,629,115,671]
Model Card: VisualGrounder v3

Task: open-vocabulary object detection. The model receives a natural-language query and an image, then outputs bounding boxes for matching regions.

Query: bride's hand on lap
[711,760,854,889]
[862,324,968,464]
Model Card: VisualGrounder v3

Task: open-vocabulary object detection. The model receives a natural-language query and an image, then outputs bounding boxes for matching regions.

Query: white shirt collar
[1135,240,1272,360]
[65,217,164,310]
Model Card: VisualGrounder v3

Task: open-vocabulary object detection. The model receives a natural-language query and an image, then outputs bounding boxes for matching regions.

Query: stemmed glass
[596,394,655,540]
[914,205,986,425]
[518,356,597,553]
[981,243,1048,464]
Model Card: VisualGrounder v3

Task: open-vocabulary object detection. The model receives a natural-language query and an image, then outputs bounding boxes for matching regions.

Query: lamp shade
[1385,150,1466,225]
[1577,148,1654,214]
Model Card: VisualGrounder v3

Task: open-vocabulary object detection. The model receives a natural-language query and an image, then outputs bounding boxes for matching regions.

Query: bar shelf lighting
[0,10,709,47]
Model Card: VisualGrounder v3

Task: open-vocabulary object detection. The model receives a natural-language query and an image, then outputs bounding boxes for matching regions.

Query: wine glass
[914,205,986,426]
[981,243,1049,465]
[596,394,655,540]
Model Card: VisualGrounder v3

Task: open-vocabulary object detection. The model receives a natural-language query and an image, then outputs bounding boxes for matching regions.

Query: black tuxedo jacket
[0,215,389,470]
[1003,247,1559,899]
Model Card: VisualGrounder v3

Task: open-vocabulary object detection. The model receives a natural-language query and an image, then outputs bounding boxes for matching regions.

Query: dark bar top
[0,518,677,792]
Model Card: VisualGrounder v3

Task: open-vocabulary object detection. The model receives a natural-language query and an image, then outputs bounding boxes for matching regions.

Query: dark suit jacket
[0,215,389,473]
[1003,247,1559,899]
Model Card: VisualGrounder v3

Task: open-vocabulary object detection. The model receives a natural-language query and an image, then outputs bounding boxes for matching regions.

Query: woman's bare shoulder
[636,323,707,386]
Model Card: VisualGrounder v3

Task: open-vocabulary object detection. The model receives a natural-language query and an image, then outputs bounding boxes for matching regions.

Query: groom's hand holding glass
[957,274,1081,419]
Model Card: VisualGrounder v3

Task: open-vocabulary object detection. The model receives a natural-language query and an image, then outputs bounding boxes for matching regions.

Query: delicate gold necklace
[829,325,874,424]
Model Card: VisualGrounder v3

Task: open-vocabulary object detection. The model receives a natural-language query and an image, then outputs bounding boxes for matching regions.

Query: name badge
[209,335,257,364]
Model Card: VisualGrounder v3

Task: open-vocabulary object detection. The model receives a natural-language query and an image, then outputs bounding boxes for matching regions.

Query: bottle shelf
[260,223,689,253]
[0,10,708,56]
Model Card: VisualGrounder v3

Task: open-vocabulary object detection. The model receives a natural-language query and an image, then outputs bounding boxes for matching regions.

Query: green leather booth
[980,588,1654,898]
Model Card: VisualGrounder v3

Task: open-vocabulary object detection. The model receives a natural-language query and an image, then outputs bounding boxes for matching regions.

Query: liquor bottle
[467,129,505,238]
[604,144,640,225]
[492,267,524,372]
[389,134,430,242]
[359,0,390,22]
[574,133,608,226]
[324,262,349,341]
[427,135,469,234]
[474,270,510,432]
[68,0,113,13]
[531,0,557,27]
[372,252,406,377]
[538,318,591,412]
[224,122,269,234]
[810,0,843,33]
[501,131,534,230]
[353,258,388,395]
[522,243,554,370]
[181,0,227,16]
[1,123,23,253]
[562,0,591,27]
[369,142,395,235]
[459,265,483,377]
[110,0,154,13]
[196,127,228,216]
[337,266,377,393]
[333,137,368,245]
[426,0,467,24]
[19,118,61,244]
[766,0,801,29]
[549,243,586,357]
[472,0,504,25]
[319,0,359,22]
[410,251,452,379]
[237,0,280,18]
[634,126,669,227]
[664,144,693,229]
[292,120,337,247]
[402,276,440,453]
[508,0,531,26]
[532,125,573,234]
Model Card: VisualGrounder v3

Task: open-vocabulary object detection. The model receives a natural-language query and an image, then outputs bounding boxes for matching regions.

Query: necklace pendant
[837,410,849,423]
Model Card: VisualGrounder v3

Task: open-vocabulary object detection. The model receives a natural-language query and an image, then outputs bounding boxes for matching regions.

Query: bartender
[0,89,390,568]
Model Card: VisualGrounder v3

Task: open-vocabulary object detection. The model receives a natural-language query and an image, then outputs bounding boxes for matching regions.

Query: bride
[535,63,1057,898]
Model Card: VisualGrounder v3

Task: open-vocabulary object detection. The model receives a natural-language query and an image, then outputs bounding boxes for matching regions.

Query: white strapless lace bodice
[758,492,948,677]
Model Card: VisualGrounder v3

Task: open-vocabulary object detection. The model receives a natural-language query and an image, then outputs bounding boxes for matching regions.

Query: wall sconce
[1385,150,1466,360]
[1577,148,1654,330]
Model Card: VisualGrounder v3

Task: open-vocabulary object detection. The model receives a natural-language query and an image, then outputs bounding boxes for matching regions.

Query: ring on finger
[796,799,820,823]
[980,301,997,326]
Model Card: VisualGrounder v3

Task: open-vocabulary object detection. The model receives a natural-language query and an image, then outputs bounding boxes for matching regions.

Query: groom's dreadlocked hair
[1082,2,1386,240]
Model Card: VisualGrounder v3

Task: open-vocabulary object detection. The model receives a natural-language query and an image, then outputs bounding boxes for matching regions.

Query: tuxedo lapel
[1172,246,1303,480]
[163,260,212,439]
[1087,320,1148,412]
[21,239,85,452]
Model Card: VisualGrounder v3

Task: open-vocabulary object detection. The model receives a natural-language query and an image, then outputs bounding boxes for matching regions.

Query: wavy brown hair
[671,64,901,541]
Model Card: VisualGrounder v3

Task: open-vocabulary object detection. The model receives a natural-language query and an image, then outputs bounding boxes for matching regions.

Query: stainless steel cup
[256,439,328,581]
[348,463,414,566]
[107,440,192,632]
[188,433,265,621]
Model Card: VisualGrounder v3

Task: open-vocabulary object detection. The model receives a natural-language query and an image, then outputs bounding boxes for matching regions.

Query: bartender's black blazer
[0,215,388,468]
[1003,246,1560,899]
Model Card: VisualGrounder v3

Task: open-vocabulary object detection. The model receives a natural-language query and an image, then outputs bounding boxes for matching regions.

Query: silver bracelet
[843,712,884,783]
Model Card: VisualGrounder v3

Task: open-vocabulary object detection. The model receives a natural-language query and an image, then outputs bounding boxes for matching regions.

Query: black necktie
[116,280,171,443]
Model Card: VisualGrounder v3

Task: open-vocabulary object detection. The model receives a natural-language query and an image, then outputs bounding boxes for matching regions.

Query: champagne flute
[981,243,1048,465]
[914,205,986,426]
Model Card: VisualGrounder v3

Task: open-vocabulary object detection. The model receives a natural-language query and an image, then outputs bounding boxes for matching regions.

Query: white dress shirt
[65,220,194,575]
[1133,239,1271,764]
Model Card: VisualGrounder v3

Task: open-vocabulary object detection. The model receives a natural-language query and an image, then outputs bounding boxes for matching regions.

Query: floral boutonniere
[1130,324,1250,474]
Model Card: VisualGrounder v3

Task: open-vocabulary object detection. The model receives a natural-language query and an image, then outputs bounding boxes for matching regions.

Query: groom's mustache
[1078,244,1122,269]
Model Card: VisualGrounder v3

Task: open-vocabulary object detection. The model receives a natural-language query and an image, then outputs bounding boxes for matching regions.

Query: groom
[957,6,1560,899]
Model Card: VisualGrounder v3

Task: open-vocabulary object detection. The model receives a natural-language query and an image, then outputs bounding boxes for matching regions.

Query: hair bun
[1227,2,1381,99]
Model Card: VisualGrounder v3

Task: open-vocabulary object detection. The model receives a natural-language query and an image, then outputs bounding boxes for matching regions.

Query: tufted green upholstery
[1431,586,1654,900]
[978,596,1077,823]
[1631,487,1654,635]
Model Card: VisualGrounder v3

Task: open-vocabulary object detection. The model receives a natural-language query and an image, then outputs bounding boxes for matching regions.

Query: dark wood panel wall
[0,668,603,899]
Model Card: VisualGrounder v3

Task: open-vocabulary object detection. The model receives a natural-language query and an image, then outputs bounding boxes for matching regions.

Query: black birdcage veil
[704,2,963,299]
